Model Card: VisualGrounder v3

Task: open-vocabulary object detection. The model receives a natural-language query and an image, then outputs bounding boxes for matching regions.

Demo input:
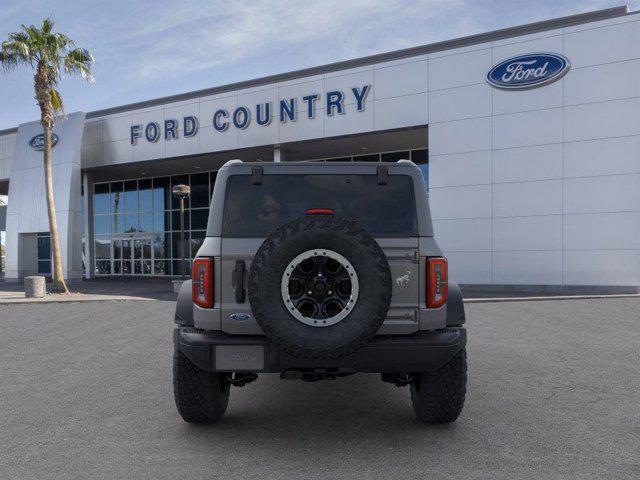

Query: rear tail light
[192,258,214,308]
[427,257,448,308]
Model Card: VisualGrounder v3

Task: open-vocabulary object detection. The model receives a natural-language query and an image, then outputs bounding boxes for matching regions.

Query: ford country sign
[487,53,570,90]
[29,133,59,151]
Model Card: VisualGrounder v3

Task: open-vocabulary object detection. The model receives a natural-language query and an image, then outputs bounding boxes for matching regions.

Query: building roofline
[0,5,631,136]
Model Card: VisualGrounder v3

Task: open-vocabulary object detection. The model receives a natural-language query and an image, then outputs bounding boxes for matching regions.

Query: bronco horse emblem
[396,270,411,288]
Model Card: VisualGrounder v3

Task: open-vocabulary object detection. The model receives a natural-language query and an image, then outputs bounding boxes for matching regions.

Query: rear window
[222,174,418,237]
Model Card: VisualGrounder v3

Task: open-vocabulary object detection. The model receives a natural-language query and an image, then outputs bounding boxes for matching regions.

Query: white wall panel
[325,103,373,137]
[238,116,280,149]
[564,97,640,142]
[564,60,640,106]
[279,110,325,143]
[429,150,492,188]
[80,143,102,169]
[429,83,491,123]
[493,180,562,217]
[445,251,492,284]
[493,215,563,251]
[429,184,492,220]
[564,174,640,214]
[324,68,374,107]
[493,143,563,183]
[492,34,563,62]
[564,136,640,178]
[102,139,132,164]
[432,218,492,252]
[374,60,427,100]
[564,250,640,285]
[2,135,15,160]
[493,108,562,149]
[564,212,640,250]
[428,48,492,91]
[278,77,325,113]
[493,80,563,115]
[102,114,133,143]
[373,93,428,131]
[429,116,491,155]
[493,251,563,284]
[564,20,640,68]
[199,94,237,130]
[199,125,238,153]
[82,120,102,145]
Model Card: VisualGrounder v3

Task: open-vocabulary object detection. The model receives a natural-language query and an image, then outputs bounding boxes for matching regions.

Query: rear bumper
[174,327,466,374]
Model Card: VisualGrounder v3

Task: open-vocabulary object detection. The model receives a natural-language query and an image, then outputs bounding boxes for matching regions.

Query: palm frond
[41,17,55,34]
[50,87,64,114]
[64,47,94,82]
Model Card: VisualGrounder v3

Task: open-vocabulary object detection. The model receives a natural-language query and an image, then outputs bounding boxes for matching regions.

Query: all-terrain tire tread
[410,348,467,424]
[173,348,229,424]
[248,216,391,359]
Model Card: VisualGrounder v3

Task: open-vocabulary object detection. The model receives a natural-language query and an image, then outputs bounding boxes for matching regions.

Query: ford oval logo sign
[487,53,570,90]
[29,133,59,151]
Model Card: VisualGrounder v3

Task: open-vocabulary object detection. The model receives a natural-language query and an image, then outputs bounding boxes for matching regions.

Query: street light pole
[172,184,191,279]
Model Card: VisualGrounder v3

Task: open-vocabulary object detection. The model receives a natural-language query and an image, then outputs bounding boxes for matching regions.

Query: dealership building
[1,5,639,291]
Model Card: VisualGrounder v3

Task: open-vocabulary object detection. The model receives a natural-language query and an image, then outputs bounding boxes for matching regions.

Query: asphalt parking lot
[1,297,638,479]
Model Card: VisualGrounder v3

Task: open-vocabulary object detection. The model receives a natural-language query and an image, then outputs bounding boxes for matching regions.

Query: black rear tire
[173,347,230,424]
[410,348,467,424]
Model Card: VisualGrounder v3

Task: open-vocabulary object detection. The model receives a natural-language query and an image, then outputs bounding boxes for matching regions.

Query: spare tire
[248,215,392,359]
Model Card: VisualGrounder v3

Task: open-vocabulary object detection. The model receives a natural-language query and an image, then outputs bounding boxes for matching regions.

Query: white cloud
[118,0,469,82]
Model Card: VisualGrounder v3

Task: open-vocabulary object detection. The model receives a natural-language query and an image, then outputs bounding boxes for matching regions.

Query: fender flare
[446,280,465,327]
[174,280,194,327]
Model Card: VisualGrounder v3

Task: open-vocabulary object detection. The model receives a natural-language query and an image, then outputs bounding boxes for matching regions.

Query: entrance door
[113,234,154,275]
[133,237,153,275]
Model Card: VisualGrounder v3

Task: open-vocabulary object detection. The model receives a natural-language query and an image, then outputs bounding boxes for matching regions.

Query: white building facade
[1,6,639,291]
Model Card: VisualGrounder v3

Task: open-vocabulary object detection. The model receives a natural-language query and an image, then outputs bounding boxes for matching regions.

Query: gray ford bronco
[173,159,467,424]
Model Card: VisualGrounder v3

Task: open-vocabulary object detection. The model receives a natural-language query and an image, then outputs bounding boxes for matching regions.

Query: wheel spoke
[282,249,359,326]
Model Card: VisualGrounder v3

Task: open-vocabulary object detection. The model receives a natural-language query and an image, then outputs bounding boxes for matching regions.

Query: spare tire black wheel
[248,215,392,359]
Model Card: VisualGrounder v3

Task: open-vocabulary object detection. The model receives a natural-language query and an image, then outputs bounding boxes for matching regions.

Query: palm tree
[0,18,93,293]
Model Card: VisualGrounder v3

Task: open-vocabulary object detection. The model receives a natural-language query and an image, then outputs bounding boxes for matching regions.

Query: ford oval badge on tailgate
[230,313,251,321]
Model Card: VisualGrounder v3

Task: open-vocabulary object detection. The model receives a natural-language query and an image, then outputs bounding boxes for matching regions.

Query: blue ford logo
[230,313,251,321]
[29,133,59,151]
[487,53,570,90]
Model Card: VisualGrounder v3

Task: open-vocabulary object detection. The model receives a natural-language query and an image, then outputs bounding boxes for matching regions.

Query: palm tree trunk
[43,123,69,294]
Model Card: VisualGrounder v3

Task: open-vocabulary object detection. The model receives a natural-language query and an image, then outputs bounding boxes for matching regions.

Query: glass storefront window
[171,232,187,258]
[95,236,110,259]
[112,214,124,234]
[91,153,424,276]
[190,173,209,208]
[153,212,166,232]
[124,180,138,213]
[138,179,153,213]
[411,149,429,191]
[111,182,123,215]
[94,183,110,214]
[94,215,111,235]
[124,214,138,233]
[171,210,189,231]
[153,177,170,212]
[190,231,205,257]
[190,209,209,230]
[139,214,153,232]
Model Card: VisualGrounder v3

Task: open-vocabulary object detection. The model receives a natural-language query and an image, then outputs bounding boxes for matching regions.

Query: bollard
[24,276,46,298]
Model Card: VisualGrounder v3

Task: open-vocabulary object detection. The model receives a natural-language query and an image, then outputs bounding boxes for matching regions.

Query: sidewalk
[0,277,177,304]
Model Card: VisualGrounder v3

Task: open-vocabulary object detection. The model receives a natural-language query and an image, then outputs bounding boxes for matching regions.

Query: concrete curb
[464,294,640,303]
[0,295,154,305]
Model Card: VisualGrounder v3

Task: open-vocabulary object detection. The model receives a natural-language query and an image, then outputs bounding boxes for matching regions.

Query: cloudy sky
[0,0,637,130]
